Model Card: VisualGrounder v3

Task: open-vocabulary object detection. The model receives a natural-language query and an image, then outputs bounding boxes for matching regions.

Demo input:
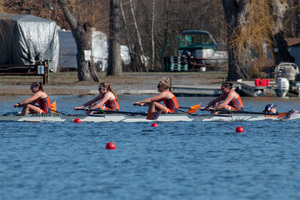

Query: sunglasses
[268,104,275,111]
[157,85,161,88]
[98,87,107,90]
[221,86,226,90]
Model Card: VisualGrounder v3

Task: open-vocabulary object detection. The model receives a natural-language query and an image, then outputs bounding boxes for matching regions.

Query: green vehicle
[178,30,228,67]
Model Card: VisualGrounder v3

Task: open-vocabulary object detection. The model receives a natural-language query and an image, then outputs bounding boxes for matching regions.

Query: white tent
[58,29,130,71]
[0,13,59,72]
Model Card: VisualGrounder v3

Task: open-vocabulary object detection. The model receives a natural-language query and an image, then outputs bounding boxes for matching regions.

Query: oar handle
[75,108,101,111]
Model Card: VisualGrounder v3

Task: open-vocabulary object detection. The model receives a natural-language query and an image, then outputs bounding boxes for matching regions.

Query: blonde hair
[158,78,170,90]
[100,82,118,100]
[31,82,44,91]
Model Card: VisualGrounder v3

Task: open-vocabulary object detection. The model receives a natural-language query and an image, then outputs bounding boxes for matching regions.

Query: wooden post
[43,60,49,84]
[169,77,172,92]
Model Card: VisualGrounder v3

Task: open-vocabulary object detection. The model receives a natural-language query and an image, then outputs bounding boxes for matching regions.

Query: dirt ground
[0,71,228,95]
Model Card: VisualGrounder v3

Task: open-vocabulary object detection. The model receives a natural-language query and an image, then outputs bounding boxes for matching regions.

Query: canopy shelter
[0,13,59,72]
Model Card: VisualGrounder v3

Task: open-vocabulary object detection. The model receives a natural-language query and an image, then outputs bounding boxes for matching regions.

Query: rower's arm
[18,92,43,106]
[91,93,113,109]
[205,95,225,109]
[215,92,235,109]
[134,93,164,106]
[82,95,102,107]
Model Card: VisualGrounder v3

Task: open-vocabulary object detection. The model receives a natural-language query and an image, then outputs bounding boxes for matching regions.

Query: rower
[74,82,120,114]
[133,78,179,114]
[13,82,53,116]
[262,104,277,114]
[200,82,244,114]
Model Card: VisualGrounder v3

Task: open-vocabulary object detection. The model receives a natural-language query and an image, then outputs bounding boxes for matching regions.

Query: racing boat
[0,110,298,123]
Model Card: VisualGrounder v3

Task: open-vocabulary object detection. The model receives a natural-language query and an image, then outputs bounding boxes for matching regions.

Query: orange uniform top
[104,99,120,111]
[162,91,179,114]
[228,96,244,111]
[34,96,52,113]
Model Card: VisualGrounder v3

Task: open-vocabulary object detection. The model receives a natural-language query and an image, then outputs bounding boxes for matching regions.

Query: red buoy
[74,118,81,123]
[106,142,116,150]
[151,123,158,127]
[236,126,244,133]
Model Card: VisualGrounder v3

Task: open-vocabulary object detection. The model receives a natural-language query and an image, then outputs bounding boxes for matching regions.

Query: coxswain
[262,104,277,114]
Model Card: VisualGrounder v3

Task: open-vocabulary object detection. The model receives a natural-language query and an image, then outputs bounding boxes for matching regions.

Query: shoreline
[0,71,228,95]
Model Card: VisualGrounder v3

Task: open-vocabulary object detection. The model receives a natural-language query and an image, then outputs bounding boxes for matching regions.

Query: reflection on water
[0,96,300,199]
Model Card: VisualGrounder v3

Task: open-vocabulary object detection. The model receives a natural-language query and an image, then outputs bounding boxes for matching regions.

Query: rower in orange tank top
[200,82,244,113]
[13,82,53,115]
[133,78,179,114]
[74,82,119,114]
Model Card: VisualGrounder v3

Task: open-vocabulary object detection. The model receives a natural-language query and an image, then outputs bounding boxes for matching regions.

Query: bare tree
[107,0,122,76]
[271,0,295,64]
[129,0,148,71]
[222,0,253,80]
[151,0,155,70]
[222,0,294,81]
[58,0,99,82]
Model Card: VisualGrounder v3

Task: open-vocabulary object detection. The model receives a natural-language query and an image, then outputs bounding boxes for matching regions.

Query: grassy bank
[0,71,228,86]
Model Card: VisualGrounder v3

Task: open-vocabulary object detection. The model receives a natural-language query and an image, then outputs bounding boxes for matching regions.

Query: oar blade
[187,104,201,113]
[277,110,297,120]
[51,101,57,113]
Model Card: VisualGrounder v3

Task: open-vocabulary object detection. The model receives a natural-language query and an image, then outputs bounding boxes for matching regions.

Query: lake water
[1,95,300,200]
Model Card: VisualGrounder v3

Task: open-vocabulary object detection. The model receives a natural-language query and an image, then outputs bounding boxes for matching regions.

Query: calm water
[1,95,300,200]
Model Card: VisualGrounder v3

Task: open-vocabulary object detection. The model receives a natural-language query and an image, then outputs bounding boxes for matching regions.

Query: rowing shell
[0,111,299,122]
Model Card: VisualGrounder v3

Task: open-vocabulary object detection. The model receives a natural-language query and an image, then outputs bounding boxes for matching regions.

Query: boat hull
[0,112,299,123]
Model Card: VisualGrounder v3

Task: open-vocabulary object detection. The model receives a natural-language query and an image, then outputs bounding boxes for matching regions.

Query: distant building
[58,28,130,71]
[286,38,300,67]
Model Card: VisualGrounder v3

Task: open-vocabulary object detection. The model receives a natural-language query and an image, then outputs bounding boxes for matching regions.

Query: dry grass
[0,71,228,86]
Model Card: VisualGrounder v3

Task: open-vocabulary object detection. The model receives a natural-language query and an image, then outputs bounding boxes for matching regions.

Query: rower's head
[98,82,118,100]
[221,82,232,93]
[157,78,169,92]
[30,82,43,92]
[263,104,277,113]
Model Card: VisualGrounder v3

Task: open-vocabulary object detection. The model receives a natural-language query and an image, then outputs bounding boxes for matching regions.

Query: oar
[203,109,297,119]
[76,108,147,115]
[179,104,201,114]
[51,109,67,115]
[146,104,201,120]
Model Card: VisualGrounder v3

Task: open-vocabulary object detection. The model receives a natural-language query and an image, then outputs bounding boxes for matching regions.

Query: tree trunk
[222,0,252,81]
[58,0,98,82]
[129,0,149,72]
[271,0,295,64]
[120,0,139,72]
[107,0,122,76]
[151,0,155,71]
